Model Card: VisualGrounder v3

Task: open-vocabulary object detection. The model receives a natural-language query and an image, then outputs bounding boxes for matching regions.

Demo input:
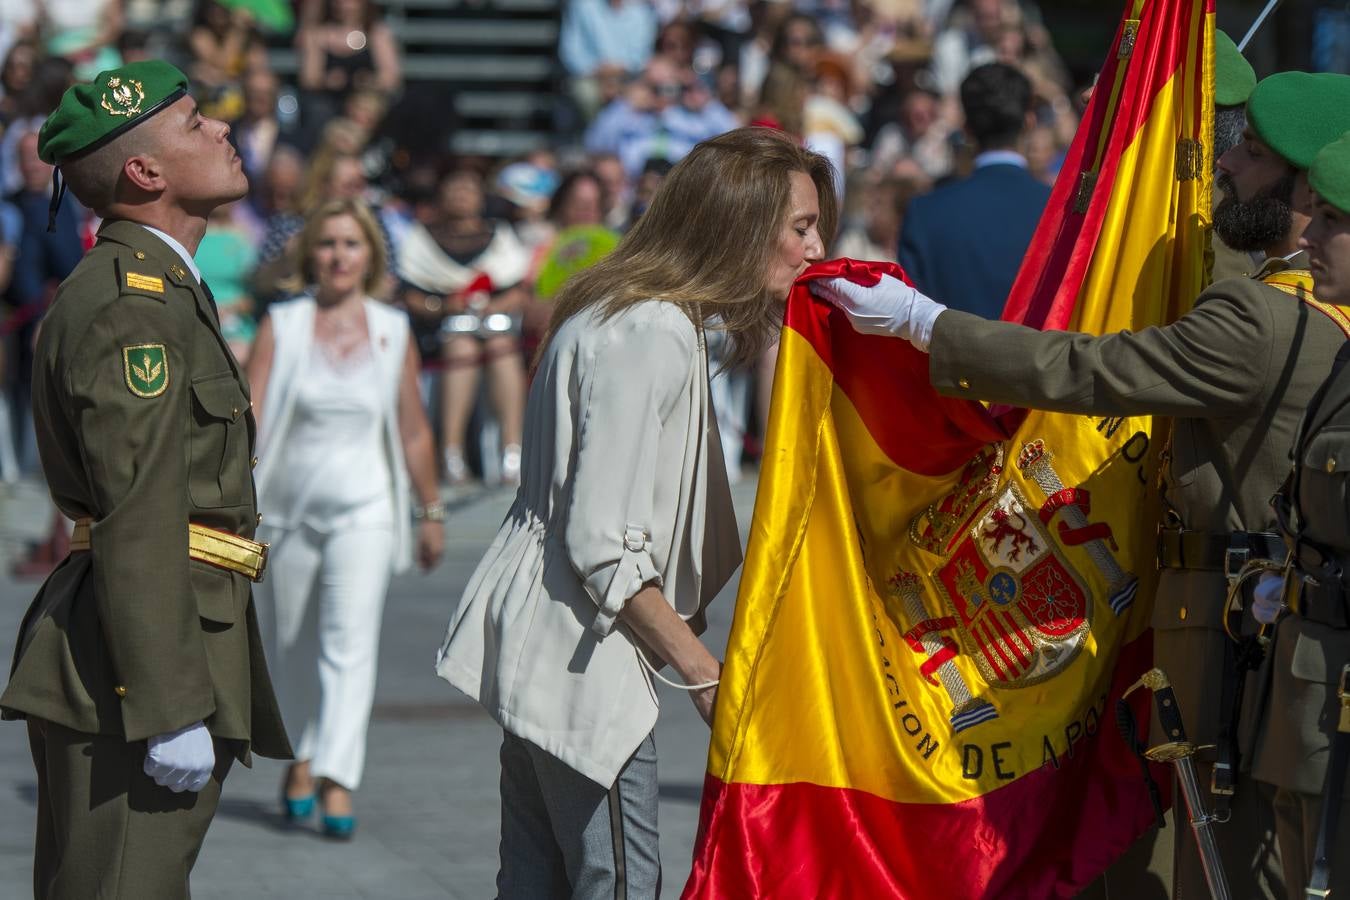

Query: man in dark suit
[898,63,1050,320]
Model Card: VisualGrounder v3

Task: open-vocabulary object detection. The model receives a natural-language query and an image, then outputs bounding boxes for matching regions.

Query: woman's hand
[416,520,444,571]
[691,681,718,728]
[485,285,527,315]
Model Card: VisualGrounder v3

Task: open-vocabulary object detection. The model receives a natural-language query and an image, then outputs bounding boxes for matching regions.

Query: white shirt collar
[1252,248,1304,268]
[974,149,1029,170]
[136,223,203,284]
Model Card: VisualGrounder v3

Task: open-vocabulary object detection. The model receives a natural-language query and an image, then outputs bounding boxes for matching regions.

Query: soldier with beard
[1211,29,1259,282]
[809,71,1350,899]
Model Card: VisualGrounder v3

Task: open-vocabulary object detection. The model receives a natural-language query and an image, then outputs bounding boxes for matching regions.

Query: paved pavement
[0,472,759,899]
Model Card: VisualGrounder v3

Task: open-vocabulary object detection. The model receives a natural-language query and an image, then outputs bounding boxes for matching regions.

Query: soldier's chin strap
[47,167,66,233]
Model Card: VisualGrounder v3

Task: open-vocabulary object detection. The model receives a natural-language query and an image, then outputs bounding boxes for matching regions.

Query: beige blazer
[435,299,743,786]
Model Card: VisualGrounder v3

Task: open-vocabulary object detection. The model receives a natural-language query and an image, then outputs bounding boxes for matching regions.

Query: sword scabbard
[1338,663,1350,734]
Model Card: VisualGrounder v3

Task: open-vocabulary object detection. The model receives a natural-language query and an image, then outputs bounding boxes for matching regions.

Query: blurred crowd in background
[0,0,1318,501]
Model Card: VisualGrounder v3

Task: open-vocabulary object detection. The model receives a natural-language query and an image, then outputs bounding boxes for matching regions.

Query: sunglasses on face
[648,82,686,99]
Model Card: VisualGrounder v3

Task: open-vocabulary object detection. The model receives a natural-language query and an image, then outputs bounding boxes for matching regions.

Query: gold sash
[1261,268,1350,339]
[70,518,269,582]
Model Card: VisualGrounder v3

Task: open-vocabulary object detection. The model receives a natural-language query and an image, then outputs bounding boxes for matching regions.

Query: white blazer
[254,296,413,573]
[435,299,743,786]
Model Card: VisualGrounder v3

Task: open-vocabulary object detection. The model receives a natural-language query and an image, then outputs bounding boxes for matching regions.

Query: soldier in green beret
[0,59,291,898]
[1210,29,1260,282]
[811,71,1350,899]
[1246,131,1350,898]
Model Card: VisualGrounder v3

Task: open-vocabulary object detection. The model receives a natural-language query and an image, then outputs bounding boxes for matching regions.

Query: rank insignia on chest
[123,343,168,398]
[125,272,164,293]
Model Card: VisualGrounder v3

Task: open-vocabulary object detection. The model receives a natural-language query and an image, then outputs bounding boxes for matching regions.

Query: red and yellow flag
[684,1,1214,896]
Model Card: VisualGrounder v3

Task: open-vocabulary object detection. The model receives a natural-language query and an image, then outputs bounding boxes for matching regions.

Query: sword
[1124,668,1233,900]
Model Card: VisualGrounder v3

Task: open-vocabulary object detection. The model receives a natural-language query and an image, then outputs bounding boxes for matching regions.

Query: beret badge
[101,77,146,118]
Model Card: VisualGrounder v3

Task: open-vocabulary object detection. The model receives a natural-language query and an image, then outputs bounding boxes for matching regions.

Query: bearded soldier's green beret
[37,60,189,165]
[1247,72,1350,170]
[1310,132,1350,215]
[1214,30,1256,108]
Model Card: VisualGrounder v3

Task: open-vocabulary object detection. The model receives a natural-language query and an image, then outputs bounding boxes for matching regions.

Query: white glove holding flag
[144,720,215,793]
[808,273,947,351]
[1251,571,1286,625]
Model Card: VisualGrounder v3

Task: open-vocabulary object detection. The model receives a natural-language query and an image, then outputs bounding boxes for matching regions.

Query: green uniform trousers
[1264,782,1350,899]
[27,717,234,900]
[1082,761,1284,900]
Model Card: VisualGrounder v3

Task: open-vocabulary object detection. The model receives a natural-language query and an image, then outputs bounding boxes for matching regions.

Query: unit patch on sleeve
[125,272,164,293]
[123,343,169,398]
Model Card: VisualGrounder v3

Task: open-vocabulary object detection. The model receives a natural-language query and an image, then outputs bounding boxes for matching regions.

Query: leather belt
[1157,528,1285,574]
[70,517,269,582]
[1298,581,1350,630]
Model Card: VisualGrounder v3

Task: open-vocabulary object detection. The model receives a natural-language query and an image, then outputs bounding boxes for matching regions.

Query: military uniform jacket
[0,220,291,763]
[927,252,1346,749]
[1251,344,1350,798]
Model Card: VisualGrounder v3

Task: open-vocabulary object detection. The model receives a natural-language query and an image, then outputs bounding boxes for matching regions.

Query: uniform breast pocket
[189,372,249,509]
[1299,426,1350,538]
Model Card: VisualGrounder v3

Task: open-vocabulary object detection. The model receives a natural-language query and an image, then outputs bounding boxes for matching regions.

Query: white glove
[1251,571,1286,625]
[144,721,215,793]
[808,273,947,351]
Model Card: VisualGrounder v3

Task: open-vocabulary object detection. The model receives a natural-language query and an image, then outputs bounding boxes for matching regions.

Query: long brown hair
[544,127,837,368]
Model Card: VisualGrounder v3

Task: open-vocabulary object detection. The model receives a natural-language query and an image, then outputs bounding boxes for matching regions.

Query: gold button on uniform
[1328,458,1338,473]
[134,250,146,260]
[231,406,240,418]
[251,456,259,469]
[256,514,263,525]
[958,378,971,390]
[114,685,127,697]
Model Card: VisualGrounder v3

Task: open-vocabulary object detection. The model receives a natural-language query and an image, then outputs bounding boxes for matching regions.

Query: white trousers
[255,524,395,790]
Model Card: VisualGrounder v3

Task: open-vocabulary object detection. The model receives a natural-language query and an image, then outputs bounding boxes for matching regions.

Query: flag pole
[1238,0,1283,51]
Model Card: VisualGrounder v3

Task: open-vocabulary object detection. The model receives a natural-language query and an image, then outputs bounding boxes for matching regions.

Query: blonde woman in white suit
[246,199,444,839]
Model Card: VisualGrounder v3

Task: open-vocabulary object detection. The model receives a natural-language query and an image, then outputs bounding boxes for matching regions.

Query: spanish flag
[683,0,1214,897]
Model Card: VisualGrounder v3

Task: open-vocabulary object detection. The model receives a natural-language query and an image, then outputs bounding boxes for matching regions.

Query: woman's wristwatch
[413,501,446,522]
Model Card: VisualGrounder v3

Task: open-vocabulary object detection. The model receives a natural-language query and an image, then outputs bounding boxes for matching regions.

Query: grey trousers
[27,717,234,900]
[497,730,660,900]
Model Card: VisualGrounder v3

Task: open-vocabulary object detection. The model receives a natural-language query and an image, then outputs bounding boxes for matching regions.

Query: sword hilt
[1125,667,1190,744]
[1124,667,1172,697]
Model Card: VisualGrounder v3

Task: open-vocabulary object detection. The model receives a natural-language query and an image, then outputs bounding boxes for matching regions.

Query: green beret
[1214,30,1255,107]
[38,60,189,165]
[1248,72,1350,170]
[1310,132,1350,215]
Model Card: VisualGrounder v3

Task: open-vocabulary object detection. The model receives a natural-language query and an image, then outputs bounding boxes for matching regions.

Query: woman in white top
[435,128,836,897]
[246,199,444,839]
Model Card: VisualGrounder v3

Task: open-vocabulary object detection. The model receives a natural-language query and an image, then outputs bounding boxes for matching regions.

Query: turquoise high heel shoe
[282,793,316,823]
[321,814,356,840]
